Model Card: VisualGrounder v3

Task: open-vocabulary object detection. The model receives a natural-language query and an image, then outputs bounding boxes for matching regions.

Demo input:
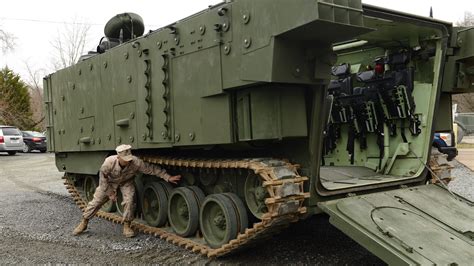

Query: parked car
[21,131,47,153]
[0,125,24,155]
[454,112,474,143]
[433,132,457,161]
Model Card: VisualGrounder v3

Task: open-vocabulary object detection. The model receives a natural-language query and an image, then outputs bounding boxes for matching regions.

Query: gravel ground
[449,160,474,201]
[0,152,472,264]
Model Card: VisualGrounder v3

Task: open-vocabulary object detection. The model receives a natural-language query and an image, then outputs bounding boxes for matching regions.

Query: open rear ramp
[319,184,474,265]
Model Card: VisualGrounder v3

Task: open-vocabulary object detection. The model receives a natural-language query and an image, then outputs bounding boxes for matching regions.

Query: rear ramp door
[319,184,474,265]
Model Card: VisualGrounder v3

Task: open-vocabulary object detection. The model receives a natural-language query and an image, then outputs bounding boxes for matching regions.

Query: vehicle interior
[320,14,444,191]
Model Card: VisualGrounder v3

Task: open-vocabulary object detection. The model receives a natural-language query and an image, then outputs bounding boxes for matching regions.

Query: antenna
[429,6,433,18]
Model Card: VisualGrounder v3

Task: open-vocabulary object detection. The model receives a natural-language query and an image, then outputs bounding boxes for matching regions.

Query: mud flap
[319,184,474,265]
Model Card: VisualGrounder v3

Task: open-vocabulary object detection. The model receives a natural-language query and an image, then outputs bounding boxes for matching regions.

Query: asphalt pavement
[457,149,474,171]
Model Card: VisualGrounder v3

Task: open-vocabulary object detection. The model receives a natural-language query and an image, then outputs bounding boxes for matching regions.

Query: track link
[64,156,309,258]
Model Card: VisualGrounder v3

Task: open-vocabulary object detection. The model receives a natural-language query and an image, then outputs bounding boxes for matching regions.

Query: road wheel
[200,194,239,248]
[142,182,169,227]
[22,144,31,153]
[115,186,139,216]
[40,149,47,153]
[222,193,249,234]
[187,186,205,205]
[116,190,124,215]
[168,187,200,237]
[101,199,116,212]
[159,181,174,197]
[83,175,97,203]
[7,151,16,155]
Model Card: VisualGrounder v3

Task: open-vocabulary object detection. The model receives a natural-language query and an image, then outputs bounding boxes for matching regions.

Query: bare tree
[452,11,474,113]
[455,11,474,27]
[0,95,16,124]
[50,18,91,70]
[0,25,15,54]
[24,61,47,130]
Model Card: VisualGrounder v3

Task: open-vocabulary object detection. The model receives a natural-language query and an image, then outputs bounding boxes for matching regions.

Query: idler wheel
[244,173,269,219]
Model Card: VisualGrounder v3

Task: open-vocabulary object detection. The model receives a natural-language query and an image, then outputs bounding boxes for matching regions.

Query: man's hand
[167,175,181,184]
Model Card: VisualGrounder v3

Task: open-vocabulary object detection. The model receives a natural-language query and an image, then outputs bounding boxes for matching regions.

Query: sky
[0,0,473,83]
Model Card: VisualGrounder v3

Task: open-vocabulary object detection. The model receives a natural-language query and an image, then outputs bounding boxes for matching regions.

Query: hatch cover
[319,184,474,265]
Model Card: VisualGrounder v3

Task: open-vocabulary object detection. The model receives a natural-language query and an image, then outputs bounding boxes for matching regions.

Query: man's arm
[135,157,180,183]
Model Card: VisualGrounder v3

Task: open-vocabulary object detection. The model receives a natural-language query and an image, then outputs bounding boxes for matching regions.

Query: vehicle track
[65,156,309,257]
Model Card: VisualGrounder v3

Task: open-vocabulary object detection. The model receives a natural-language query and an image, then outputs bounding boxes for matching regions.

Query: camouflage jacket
[99,155,171,185]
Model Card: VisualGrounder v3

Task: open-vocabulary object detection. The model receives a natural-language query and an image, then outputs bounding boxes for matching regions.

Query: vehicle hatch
[319,184,474,265]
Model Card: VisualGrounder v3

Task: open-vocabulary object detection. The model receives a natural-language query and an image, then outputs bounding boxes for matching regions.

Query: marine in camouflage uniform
[73,144,181,237]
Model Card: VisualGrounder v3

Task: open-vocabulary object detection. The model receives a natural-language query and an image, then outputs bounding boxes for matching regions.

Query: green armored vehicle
[44,0,474,264]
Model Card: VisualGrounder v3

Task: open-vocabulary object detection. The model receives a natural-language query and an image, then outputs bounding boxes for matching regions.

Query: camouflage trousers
[82,178,136,222]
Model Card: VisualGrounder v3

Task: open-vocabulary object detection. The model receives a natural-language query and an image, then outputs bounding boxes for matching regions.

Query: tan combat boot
[123,222,136,238]
[72,218,89,236]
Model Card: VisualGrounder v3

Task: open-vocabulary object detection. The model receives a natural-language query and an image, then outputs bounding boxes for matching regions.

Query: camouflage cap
[115,144,133,161]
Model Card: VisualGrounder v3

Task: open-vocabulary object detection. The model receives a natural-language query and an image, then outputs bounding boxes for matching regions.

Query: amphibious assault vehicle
[44,0,474,264]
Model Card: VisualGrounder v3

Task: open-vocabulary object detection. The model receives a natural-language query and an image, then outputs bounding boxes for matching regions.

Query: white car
[0,125,24,155]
